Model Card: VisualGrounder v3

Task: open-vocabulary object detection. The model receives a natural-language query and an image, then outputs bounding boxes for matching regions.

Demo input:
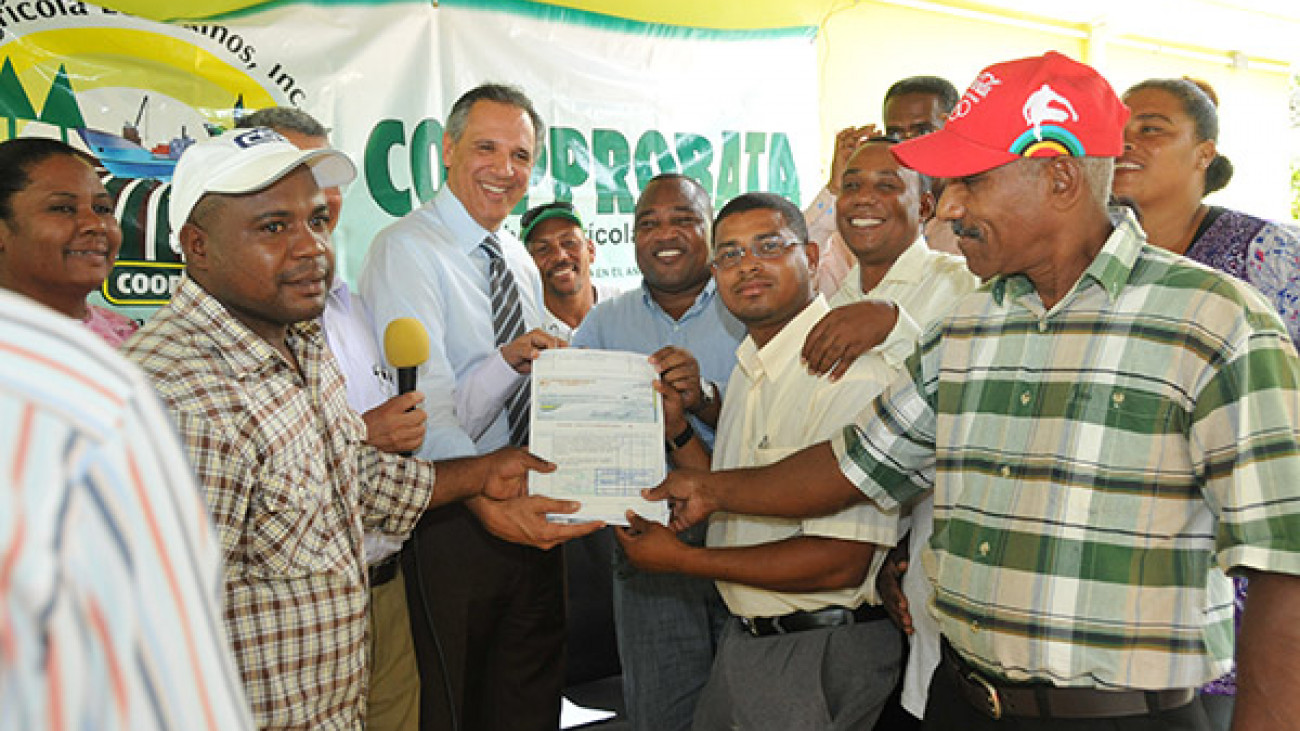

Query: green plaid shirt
[833,209,1300,690]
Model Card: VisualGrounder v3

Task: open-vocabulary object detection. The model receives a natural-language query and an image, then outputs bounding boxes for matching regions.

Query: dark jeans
[612,523,729,731]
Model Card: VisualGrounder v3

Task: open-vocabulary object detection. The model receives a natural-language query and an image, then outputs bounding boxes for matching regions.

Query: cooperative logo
[1,19,284,305]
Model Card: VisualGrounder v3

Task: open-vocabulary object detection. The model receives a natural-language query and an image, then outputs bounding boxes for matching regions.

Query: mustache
[280,257,331,284]
[951,220,983,241]
[732,273,775,292]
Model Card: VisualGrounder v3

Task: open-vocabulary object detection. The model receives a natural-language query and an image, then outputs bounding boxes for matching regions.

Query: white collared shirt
[320,277,407,565]
[829,235,979,330]
[706,296,916,618]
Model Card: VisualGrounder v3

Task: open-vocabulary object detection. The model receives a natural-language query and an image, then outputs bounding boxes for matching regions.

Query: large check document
[528,348,669,526]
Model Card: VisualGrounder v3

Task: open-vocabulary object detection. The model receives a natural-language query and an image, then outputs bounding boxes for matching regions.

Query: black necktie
[481,233,530,446]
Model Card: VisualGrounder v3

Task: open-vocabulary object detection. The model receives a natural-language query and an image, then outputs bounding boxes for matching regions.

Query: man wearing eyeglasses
[520,201,621,341]
[615,191,916,730]
[569,173,744,731]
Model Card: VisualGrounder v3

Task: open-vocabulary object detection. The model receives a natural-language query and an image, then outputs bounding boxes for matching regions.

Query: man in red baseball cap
[641,51,1300,730]
[892,51,1128,178]
[890,50,1129,286]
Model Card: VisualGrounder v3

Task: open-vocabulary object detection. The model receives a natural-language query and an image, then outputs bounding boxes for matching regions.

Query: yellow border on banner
[100,0,836,29]
[100,1,270,21]
[541,0,834,29]
[5,27,276,116]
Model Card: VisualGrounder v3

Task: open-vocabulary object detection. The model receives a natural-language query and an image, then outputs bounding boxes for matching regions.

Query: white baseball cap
[169,127,356,248]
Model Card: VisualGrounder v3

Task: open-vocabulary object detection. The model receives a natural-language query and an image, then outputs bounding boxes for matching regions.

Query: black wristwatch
[666,422,695,452]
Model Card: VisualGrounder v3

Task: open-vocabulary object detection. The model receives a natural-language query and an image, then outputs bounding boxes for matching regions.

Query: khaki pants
[367,566,420,731]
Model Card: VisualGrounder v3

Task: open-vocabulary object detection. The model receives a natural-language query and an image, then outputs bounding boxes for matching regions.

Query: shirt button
[979,541,990,556]
[1000,465,1011,478]
[1020,391,1032,405]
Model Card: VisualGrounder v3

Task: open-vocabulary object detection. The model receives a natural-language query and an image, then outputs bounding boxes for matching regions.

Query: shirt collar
[879,234,931,286]
[736,295,830,383]
[836,234,928,300]
[171,275,324,378]
[328,276,352,315]
[639,277,719,320]
[434,185,495,255]
[991,206,1145,306]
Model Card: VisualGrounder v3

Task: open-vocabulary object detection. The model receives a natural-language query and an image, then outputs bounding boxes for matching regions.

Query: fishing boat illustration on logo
[76,94,233,182]
[69,91,246,307]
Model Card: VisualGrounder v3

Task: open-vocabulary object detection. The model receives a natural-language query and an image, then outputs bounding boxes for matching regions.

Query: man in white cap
[122,128,555,730]
[238,106,426,731]
[646,52,1300,730]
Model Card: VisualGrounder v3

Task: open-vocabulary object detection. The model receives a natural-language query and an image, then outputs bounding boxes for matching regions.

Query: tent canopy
[98,0,1300,67]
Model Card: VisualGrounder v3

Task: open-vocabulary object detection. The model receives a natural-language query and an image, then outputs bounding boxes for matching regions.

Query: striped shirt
[832,208,1300,690]
[122,277,438,730]
[0,290,252,731]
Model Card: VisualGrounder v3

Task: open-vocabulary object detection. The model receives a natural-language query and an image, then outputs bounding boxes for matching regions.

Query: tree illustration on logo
[0,57,37,140]
[38,64,86,143]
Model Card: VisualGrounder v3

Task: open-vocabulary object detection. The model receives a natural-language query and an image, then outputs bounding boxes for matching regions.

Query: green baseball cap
[520,201,583,244]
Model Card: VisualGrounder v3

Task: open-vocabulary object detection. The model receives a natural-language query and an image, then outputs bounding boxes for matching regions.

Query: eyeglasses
[711,237,803,270]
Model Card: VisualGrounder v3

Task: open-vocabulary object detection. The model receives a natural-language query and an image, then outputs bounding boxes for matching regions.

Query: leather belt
[740,603,889,637]
[368,555,400,587]
[941,639,1195,720]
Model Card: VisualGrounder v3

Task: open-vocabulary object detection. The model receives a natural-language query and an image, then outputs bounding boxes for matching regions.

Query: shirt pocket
[1065,383,1182,462]
[1062,382,1191,533]
[754,445,799,467]
[247,458,353,579]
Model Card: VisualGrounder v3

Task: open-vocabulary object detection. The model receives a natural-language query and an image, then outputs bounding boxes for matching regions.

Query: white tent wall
[815,0,1297,222]
[1105,44,1292,221]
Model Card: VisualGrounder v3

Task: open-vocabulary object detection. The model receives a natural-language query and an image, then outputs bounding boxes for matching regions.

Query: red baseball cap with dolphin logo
[892,51,1129,178]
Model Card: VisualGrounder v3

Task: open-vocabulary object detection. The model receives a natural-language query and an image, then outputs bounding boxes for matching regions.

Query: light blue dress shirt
[359,187,546,461]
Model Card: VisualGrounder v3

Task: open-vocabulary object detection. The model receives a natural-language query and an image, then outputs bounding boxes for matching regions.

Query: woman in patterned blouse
[1115,77,1300,344]
[0,137,138,347]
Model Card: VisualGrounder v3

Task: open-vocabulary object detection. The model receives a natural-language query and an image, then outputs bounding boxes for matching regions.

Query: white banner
[0,0,819,313]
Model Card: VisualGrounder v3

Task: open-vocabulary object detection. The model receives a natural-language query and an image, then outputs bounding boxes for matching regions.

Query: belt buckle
[966,672,1003,720]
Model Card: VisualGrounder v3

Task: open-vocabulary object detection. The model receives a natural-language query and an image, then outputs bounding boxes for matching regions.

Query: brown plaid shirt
[124,277,436,730]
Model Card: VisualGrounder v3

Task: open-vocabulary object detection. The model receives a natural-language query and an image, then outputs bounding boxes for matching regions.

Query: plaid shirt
[833,209,1300,690]
[124,277,436,730]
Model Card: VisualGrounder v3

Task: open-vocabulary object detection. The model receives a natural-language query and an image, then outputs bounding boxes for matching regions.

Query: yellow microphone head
[383,317,430,369]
